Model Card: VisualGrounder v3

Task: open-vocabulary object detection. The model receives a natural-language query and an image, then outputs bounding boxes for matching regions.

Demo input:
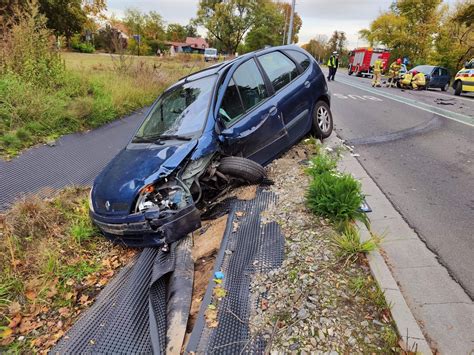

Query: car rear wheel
[454,81,462,96]
[217,157,266,184]
[312,101,333,139]
[441,83,449,92]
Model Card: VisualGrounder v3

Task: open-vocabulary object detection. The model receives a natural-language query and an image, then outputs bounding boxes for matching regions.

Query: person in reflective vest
[327,51,339,81]
[387,58,402,88]
[400,72,413,89]
[372,55,383,87]
[412,71,426,90]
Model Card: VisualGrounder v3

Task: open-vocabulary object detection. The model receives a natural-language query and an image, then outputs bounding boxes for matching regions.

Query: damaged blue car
[89,45,333,248]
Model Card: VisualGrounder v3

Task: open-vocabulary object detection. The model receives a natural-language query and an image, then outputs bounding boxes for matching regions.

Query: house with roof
[166,37,210,55]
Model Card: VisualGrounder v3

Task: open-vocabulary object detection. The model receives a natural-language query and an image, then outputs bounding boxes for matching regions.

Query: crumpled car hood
[92,140,198,216]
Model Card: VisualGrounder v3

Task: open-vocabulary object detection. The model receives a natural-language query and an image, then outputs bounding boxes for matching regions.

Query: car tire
[441,83,449,92]
[218,156,266,184]
[312,100,333,139]
[454,81,462,96]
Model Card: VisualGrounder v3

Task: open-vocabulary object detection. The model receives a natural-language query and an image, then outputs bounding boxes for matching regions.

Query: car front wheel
[454,81,462,96]
[312,101,333,139]
[441,82,449,92]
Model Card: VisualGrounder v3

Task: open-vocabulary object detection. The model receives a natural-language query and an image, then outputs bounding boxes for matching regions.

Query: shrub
[0,0,64,86]
[306,152,337,177]
[72,42,95,54]
[307,171,369,226]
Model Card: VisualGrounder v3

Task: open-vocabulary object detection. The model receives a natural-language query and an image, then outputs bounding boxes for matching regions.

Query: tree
[244,0,302,52]
[433,1,474,72]
[144,11,165,40]
[195,0,260,54]
[359,0,442,65]
[278,2,302,44]
[185,23,198,38]
[38,0,87,47]
[166,23,187,42]
[301,35,328,63]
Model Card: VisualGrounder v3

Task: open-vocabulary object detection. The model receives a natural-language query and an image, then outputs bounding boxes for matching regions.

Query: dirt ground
[187,214,229,332]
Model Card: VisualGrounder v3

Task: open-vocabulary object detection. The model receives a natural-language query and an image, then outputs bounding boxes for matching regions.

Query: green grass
[333,222,378,263]
[307,171,369,227]
[0,52,209,159]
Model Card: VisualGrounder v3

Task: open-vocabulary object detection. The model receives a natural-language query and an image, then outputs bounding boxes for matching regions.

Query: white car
[204,48,218,62]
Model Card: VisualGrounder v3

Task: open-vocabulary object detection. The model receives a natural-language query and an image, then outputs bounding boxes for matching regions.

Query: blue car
[89,45,333,248]
[410,65,451,91]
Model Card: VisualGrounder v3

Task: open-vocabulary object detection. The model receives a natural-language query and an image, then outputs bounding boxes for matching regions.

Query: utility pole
[282,10,288,45]
[287,0,296,45]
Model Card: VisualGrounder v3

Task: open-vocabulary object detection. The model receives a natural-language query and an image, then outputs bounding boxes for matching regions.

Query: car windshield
[412,65,433,75]
[205,49,217,55]
[133,75,216,141]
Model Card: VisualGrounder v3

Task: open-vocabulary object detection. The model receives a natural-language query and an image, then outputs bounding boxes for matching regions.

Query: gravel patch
[248,142,398,353]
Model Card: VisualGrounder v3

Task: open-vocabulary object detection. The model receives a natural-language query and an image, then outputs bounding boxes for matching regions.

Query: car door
[430,67,441,88]
[257,50,312,147]
[440,68,450,87]
[217,57,288,165]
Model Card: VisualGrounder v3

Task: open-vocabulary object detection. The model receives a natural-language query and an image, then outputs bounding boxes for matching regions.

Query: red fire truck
[348,48,391,77]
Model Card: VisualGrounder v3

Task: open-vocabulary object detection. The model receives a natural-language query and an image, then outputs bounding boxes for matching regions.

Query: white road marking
[334,93,383,101]
[334,78,474,127]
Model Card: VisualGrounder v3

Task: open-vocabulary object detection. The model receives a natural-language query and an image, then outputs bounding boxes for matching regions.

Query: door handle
[269,106,278,116]
[304,81,311,88]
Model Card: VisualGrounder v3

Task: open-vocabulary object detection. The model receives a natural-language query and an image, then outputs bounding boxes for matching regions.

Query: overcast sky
[106,0,455,48]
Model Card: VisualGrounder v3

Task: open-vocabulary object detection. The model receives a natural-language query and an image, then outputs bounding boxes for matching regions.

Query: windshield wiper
[132,134,192,144]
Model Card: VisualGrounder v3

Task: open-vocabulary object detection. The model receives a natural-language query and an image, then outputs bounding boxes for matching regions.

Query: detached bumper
[90,203,201,248]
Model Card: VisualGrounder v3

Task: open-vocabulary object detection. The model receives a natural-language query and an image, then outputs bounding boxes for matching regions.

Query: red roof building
[185,37,209,50]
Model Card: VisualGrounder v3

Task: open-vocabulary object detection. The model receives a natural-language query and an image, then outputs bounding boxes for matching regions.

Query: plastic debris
[214,271,224,280]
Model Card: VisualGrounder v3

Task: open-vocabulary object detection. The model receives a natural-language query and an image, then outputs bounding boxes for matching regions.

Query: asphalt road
[324,69,474,298]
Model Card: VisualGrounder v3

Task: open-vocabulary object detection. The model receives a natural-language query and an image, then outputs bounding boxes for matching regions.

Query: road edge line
[325,135,433,354]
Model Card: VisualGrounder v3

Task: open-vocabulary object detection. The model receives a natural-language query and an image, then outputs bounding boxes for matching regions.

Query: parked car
[204,48,218,62]
[410,65,451,91]
[453,58,474,96]
[89,45,333,248]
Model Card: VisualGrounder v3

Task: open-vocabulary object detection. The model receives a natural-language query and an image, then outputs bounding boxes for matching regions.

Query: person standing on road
[387,58,402,88]
[411,70,426,90]
[327,51,339,81]
[372,55,383,87]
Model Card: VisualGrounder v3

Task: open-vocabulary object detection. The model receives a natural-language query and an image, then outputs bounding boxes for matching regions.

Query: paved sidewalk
[335,141,474,354]
[0,110,146,210]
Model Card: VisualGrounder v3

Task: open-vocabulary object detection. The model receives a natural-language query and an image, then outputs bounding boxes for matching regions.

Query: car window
[219,59,268,127]
[284,50,310,71]
[432,68,441,76]
[258,51,299,92]
[219,79,244,125]
[441,68,448,76]
[233,59,268,111]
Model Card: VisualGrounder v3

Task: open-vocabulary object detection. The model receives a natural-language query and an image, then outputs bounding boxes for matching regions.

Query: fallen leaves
[205,305,219,328]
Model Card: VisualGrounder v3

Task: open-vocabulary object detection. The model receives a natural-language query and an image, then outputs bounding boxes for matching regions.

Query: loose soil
[187,214,229,333]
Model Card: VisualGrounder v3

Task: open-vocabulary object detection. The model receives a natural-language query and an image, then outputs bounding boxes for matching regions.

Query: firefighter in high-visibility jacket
[400,72,413,89]
[372,56,383,87]
[411,71,426,90]
[387,58,402,88]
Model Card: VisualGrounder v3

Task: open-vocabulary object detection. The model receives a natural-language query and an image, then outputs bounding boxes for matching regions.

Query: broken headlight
[135,179,190,214]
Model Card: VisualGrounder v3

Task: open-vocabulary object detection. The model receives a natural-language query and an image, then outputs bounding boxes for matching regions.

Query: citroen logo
[105,201,111,211]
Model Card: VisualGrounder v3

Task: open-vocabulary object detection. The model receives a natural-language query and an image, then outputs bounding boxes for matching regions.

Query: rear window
[258,51,299,92]
[284,49,311,71]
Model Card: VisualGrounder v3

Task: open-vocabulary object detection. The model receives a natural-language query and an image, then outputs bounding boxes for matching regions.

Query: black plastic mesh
[0,111,144,210]
[187,189,285,353]
[53,238,186,354]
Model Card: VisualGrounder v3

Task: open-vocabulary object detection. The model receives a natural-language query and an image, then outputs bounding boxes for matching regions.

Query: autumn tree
[433,1,474,72]
[166,23,187,42]
[244,0,302,52]
[301,35,328,63]
[195,0,260,54]
[143,11,165,40]
[359,0,442,65]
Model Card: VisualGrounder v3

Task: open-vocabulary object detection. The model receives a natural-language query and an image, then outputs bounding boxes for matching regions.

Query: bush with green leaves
[305,152,338,177]
[307,170,369,227]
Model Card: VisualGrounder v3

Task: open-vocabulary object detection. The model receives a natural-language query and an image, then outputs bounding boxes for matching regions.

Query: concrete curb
[325,135,432,354]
